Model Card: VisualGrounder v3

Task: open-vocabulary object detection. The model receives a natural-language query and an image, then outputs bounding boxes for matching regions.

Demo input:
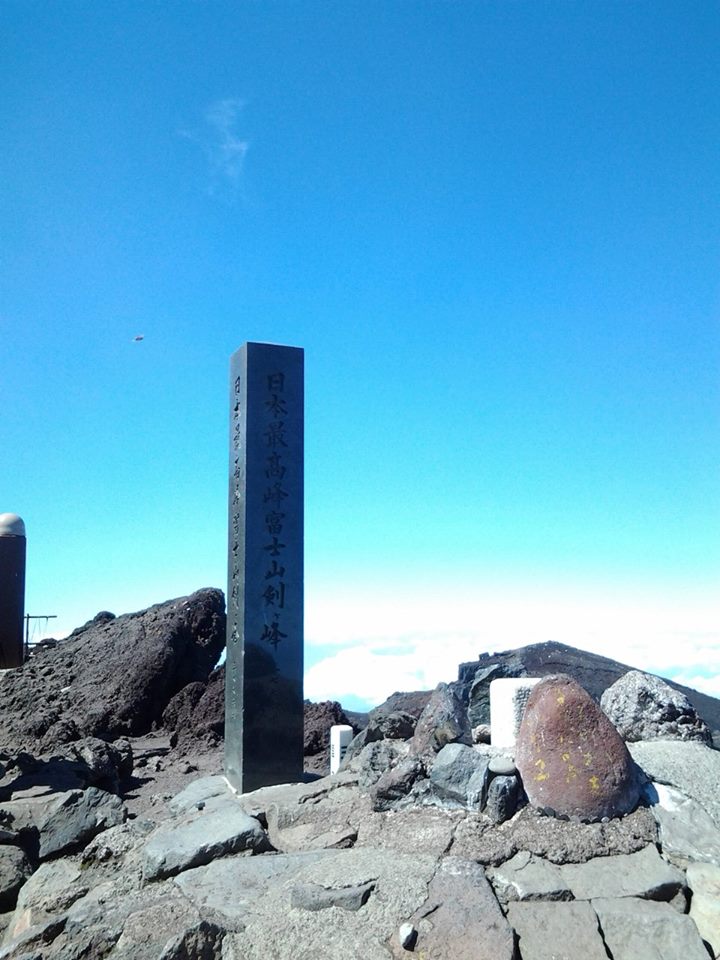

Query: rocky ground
[0,589,718,959]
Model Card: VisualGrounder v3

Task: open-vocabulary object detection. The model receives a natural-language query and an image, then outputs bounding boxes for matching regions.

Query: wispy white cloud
[181,98,249,199]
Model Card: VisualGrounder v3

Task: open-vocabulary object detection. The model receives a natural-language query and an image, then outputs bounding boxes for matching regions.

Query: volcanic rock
[601,670,712,744]
[455,641,720,739]
[368,690,432,722]
[410,683,471,756]
[686,861,720,958]
[0,589,226,753]
[453,657,528,726]
[515,675,641,822]
[428,743,488,807]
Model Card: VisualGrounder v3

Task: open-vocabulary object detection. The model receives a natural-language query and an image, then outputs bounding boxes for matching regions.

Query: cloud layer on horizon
[304,583,720,709]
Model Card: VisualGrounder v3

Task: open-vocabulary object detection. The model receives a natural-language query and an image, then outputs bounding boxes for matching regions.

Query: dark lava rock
[370,756,426,811]
[456,641,720,738]
[452,657,528,726]
[369,690,432,722]
[601,671,712,744]
[0,589,226,752]
[304,701,352,756]
[410,683,472,756]
[515,675,641,822]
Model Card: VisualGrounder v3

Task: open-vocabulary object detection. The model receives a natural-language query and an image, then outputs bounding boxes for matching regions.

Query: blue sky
[2,2,719,710]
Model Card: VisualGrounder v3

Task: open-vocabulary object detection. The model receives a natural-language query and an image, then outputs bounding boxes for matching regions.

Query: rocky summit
[0,591,719,959]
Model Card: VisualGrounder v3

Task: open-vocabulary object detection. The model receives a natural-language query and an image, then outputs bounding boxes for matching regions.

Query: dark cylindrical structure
[0,513,26,669]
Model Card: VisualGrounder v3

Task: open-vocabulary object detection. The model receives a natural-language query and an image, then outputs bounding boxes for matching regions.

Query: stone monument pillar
[0,514,26,669]
[225,343,304,793]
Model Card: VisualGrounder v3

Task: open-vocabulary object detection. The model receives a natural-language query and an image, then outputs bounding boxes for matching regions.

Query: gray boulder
[142,794,271,881]
[601,671,712,744]
[484,774,522,824]
[429,743,488,807]
[0,787,126,861]
[0,846,32,911]
[342,710,417,765]
[369,756,426,811]
[643,781,720,867]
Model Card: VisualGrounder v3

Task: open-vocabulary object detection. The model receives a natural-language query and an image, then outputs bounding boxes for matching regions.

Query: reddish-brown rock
[515,675,640,822]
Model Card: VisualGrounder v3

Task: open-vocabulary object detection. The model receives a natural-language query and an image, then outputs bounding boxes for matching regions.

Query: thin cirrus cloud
[181,98,249,198]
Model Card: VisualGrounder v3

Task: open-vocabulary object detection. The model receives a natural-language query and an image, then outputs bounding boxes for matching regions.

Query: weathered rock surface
[453,658,528,726]
[429,743,489,808]
[560,843,685,902]
[592,896,711,960]
[487,851,572,904]
[410,683,471,756]
[455,640,720,738]
[507,900,609,960]
[0,848,32,911]
[451,803,657,865]
[601,670,712,744]
[397,856,515,960]
[686,861,720,958]
[142,795,271,881]
[644,781,720,867]
[0,589,226,752]
[629,740,720,829]
[516,674,641,821]
[0,786,126,861]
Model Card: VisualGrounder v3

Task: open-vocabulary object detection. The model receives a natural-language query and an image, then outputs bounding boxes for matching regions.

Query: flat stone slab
[592,896,711,960]
[506,900,609,960]
[142,794,270,881]
[173,850,340,927]
[167,775,230,815]
[645,781,720,866]
[487,851,571,903]
[401,856,515,960]
[559,843,685,901]
[629,741,720,829]
[356,807,464,857]
[218,848,450,960]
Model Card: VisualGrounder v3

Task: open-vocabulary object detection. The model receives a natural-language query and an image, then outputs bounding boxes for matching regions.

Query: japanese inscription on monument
[225,342,304,793]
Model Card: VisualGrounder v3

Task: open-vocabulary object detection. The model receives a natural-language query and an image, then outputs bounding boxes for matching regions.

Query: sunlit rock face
[515,675,641,823]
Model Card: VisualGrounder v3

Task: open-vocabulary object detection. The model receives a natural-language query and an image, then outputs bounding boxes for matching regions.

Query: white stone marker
[330,724,354,774]
[490,677,542,751]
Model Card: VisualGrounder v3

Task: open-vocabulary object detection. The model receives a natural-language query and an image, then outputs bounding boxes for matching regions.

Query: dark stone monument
[225,343,304,793]
[0,514,26,669]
